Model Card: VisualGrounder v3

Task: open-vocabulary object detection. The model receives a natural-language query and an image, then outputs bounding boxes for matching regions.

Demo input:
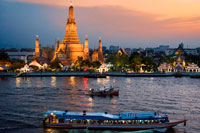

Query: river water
[0,76,199,133]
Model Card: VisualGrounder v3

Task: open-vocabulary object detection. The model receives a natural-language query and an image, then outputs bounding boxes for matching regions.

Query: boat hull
[44,120,186,130]
[84,75,106,78]
[88,90,119,96]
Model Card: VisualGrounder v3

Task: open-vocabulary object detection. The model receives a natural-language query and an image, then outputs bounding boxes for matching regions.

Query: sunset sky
[1,0,200,48]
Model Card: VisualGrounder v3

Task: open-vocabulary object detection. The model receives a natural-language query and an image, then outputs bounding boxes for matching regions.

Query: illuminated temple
[51,2,103,65]
[53,2,84,64]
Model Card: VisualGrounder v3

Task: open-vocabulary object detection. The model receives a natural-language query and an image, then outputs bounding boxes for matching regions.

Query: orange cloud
[8,0,200,18]
[3,0,200,47]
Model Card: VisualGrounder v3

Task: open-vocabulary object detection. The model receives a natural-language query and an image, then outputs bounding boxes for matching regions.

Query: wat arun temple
[34,2,104,66]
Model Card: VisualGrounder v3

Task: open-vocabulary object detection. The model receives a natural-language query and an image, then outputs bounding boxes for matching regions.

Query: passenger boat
[87,86,119,96]
[43,110,187,131]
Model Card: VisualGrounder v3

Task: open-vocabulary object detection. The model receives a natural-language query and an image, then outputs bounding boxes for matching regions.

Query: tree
[0,52,11,66]
[131,55,143,72]
[74,56,83,71]
[0,52,10,61]
[42,46,54,62]
[11,60,25,70]
[143,56,154,72]
[91,61,101,68]
[50,59,61,70]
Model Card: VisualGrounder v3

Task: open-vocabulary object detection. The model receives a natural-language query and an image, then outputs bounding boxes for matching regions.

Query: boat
[190,75,200,78]
[84,73,106,78]
[174,72,182,78]
[88,86,119,96]
[43,110,187,131]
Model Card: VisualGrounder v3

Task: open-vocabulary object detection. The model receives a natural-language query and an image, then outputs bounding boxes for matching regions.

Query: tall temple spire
[84,34,89,52]
[62,2,80,44]
[70,1,73,6]
[69,1,74,20]
[54,2,84,63]
[35,35,40,58]
[84,34,90,60]
[98,37,102,53]
[98,37,104,63]
[92,45,98,62]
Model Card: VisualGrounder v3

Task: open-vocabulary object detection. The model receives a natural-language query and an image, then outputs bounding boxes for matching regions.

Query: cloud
[6,0,200,18]
[1,1,200,49]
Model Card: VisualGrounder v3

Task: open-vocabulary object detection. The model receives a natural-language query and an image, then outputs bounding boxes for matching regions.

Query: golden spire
[36,35,39,40]
[35,35,40,58]
[86,34,88,40]
[70,1,73,7]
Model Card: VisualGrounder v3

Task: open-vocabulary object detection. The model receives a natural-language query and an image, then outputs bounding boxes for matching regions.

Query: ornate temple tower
[58,2,84,62]
[34,35,40,58]
[98,38,104,63]
[92,47,98,62]
[84,35,90,60]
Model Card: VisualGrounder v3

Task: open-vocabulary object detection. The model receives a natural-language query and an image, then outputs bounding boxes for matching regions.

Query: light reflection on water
[16,77,21,88]
[51,76,56,87]
[0,76,200,133]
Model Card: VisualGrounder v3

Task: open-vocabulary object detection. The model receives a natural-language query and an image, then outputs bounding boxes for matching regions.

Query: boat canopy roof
[44,111,168,120]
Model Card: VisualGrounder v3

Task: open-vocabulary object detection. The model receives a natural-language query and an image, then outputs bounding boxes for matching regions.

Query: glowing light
[51,76,56,87]
[83,78,89,89]
[16,77,21,88]
[88,97,93,102]
[70,1,72,6]
[97,78,101,83]
[70,76,75,85]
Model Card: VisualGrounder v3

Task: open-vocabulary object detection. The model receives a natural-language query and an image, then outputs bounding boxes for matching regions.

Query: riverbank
[0,72,200,77]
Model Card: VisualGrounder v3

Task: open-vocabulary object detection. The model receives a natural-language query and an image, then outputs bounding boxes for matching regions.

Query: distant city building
[165,43,198,56]
[154,45,169,53]
[109,45,119,53]
[125,48,132,56]
[131,48,140,53]
[168,48,198,55]
[6,51,34,63]
[196,47,200,54]
[0,48,19,52]
[184,48,198,55]
[20,48,34,52]
[102,46,107,52]
[145,48,154,56]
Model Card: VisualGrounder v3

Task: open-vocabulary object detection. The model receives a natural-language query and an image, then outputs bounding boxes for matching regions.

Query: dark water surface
[0,76,199,133]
